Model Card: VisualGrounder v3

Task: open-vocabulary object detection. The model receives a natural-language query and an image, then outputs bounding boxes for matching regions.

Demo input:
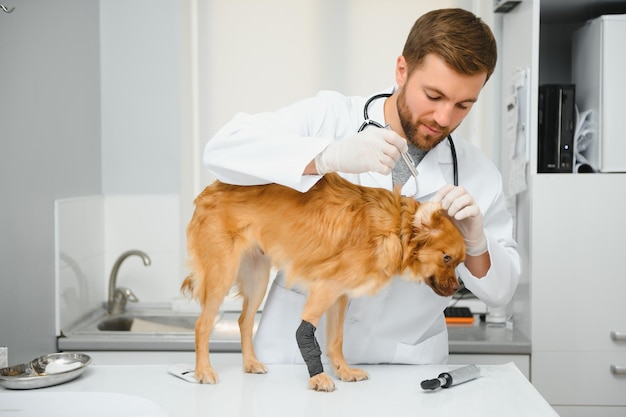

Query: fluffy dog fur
[182,172,465,391]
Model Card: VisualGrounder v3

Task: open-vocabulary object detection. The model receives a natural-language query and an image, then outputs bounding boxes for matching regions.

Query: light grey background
[0,0,181,363]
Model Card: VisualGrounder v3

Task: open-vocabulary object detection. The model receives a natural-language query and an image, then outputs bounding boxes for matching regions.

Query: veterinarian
[203,8,521,365]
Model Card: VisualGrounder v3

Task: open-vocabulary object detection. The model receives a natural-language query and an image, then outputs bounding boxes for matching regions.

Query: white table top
[0,354,557,417]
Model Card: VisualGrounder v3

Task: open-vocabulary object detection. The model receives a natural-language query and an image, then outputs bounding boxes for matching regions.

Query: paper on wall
[506,67,530,197]
[573,107,595,172]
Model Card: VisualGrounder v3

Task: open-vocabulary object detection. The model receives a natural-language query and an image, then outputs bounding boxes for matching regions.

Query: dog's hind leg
[191,251,240,384]
[326,295,369,383]
[236,248,270,374]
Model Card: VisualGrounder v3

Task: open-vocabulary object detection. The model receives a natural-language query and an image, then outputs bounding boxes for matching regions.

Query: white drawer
[532,351,626,406]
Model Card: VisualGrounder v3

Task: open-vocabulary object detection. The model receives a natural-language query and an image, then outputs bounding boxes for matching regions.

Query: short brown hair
[402,8,497,83]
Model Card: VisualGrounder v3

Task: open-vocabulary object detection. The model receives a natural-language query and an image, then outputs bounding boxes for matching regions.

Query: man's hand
[314,128,408,175]
[433,184,488,257]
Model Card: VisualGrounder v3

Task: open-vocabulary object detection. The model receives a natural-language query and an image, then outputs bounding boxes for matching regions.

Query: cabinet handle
[610,365,626,375]
[610,331,626,342]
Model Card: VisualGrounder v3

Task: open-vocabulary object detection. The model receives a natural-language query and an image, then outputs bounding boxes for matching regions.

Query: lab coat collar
[412,143,451,199]
[361,138,453,201]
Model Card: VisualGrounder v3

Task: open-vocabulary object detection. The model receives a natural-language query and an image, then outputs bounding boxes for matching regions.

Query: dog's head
[402,201,466,297]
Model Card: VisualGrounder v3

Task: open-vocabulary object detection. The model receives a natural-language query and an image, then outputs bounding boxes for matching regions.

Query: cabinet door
[533,351,626,406]
[531,174,626,352]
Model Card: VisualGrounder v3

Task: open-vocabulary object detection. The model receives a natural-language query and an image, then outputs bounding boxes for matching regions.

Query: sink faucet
[108,250,151,315]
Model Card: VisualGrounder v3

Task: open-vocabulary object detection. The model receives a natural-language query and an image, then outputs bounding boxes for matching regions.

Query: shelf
[541,0,626,23]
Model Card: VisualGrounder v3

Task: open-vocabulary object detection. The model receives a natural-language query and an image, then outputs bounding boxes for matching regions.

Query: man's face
[395,54,487,150]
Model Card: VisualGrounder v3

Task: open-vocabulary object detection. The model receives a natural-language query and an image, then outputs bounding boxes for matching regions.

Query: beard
[397,88,452,151]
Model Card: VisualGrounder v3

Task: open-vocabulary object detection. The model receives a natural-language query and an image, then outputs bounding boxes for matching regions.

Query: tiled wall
[104,195,181,304]
[55,194,182,335]
[55,196,105,335]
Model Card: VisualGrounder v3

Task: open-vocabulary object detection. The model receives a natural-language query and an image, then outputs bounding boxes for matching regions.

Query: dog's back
[185,174,413,294]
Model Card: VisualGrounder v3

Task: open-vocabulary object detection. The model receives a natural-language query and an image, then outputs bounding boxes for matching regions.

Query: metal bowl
[0,352,91,389]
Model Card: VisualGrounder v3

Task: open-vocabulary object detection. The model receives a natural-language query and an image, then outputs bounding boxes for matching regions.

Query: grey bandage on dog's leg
[296,320,324,377]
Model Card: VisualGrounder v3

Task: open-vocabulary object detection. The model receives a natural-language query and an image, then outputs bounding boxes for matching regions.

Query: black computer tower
[538,84,576,173]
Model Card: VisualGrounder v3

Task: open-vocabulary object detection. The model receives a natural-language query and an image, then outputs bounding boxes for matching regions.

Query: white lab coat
[204,89,521,365]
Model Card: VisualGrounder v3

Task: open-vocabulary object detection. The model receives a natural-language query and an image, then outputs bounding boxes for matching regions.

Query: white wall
[195,0,494,129]
[189,0,498,197]
[100,0,182,194]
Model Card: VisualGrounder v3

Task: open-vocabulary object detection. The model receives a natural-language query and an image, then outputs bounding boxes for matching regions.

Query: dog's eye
[443,254,451,263]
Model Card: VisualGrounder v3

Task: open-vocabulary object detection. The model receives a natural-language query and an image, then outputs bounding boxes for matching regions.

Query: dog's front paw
[243,358,268,374]
[308,372,336,392]
[195,366,219,384]
[335,366,369,382]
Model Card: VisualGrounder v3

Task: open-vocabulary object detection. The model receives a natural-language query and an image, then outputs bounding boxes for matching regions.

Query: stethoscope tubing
[358,93,458,187]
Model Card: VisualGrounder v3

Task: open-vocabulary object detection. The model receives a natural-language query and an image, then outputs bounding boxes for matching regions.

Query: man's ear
[413,201,443,228]
[396,55,409,88]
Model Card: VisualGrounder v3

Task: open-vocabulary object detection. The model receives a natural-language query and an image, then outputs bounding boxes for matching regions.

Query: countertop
[448,321,530,354]
[0,354,556,417]
[59,307,531,355]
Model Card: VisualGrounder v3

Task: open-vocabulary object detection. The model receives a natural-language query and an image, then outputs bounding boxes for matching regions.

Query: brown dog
[182,173,465,391]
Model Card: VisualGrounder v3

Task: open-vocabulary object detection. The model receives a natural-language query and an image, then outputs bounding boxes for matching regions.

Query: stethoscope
[358,93,459,187]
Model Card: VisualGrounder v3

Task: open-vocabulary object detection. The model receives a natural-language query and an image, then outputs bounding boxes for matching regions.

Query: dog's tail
[180,274,195,297]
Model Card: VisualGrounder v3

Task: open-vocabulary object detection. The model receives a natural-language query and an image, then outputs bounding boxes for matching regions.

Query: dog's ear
[413,201,444,229]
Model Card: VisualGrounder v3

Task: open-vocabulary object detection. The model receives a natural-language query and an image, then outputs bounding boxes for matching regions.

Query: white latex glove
[433,184,488,256]
[314,127,408,175]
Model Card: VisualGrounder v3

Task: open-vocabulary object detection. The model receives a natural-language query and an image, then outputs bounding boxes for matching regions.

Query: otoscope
[420,364,480,390]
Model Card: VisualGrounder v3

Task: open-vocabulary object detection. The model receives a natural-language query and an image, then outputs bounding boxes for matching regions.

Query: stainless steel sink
[58,305,259,352]
[96,315,197,332]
